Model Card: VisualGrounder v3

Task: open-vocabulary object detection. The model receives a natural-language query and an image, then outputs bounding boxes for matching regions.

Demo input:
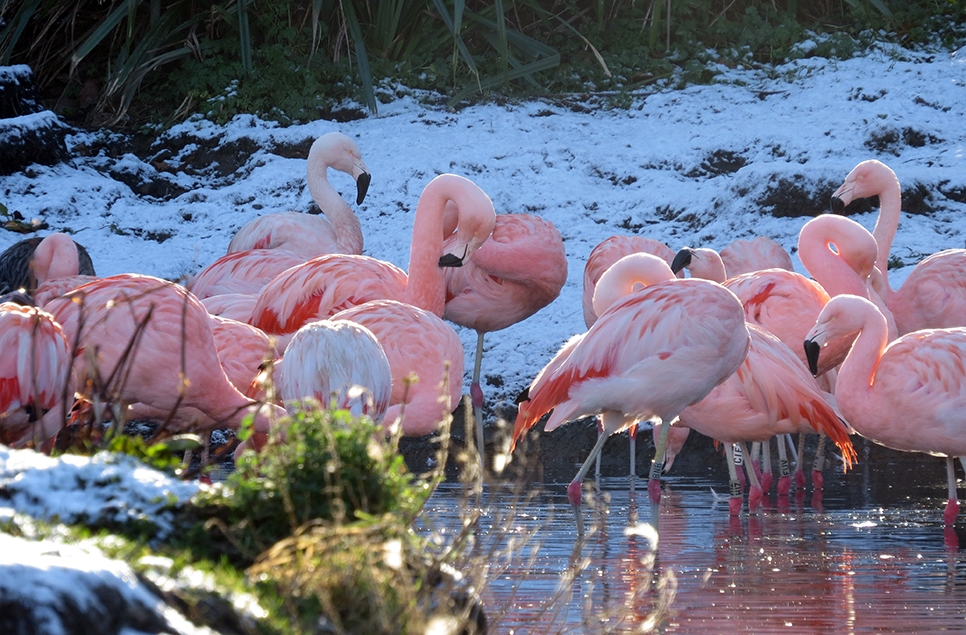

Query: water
[418,453,966,634]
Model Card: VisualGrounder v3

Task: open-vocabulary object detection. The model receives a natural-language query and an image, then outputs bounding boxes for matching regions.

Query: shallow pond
[418,442,966,634]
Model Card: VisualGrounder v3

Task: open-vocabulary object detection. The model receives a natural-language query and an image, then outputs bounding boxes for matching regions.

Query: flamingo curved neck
[306,161,364,255]
[798,220,869,299]
[404,183,456,316]
[871,177,902,296]
[837,308,889,404]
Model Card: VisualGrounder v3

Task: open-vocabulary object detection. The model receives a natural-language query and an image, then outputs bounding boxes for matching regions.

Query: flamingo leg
[629,422,637,480]
[594,415,604,482]
[739,441,763,513]
[471,331,485,468]
[777,435,792,496]
[733,441,747,493]
[724,444,743,516]
[751,441,762,481]
[569,429,612,535]
[811,433,828,490]
[945,457,960,526]
[760,438,774,493]
[648,418,672,505]
[794,433,807,490]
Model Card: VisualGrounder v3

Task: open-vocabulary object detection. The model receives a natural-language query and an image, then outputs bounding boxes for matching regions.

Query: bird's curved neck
[799,225,868,299]
[836,309,889,406]
[307,162,364,255]
[871,176,902,295]
[404,187,451,316]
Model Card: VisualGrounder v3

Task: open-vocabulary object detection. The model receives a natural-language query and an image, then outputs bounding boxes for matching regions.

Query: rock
[0,66,71,175]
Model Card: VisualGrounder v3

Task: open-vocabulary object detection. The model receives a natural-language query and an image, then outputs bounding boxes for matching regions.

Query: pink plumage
[248,174,496,341]
[227,132,370,258]
[188,249,304,300]
[805,294,966,524]
[333,300,464,437]
[832,159,966,335]
[0,301,71,447]
[719,236,793,277]
[44,274,286,436]
[208,314,278,395]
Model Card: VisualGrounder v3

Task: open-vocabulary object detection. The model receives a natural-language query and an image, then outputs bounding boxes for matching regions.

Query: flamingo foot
[729,496,743,516]
[777,475,791,497]
[470,382,484,410]
[944,499,960,526]
[811,468,825,490]
[760,471,774,494]
[748,485,763,513]
[648,477,662,505]
[794,469,806,490]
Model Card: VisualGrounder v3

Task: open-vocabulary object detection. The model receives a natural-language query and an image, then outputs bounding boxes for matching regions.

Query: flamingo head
[831,159,897,213]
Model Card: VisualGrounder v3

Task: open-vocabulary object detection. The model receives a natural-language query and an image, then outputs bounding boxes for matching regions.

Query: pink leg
[945,457,960,526]
[739,442,763,513]
[725,444,743,516]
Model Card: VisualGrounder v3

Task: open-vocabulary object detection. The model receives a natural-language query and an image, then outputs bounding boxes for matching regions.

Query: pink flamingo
[679,323,855,514]
[208,314,278,395]
[0,301,71,448]
[333,299,464,437]
[804,294,966,525]
[831,159,966,335]
[201,293,259,323]
[249,174,495,344]
[512,253,750,532]
[187,248,304,300]
[719,236,793,277]
[227,131,370,259]
[442,211,567,456]
[44,274,286,439]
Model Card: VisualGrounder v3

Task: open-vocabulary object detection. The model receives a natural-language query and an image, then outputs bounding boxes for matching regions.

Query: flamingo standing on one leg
[0,301,72,448]
[831,159,966,335]
[512,253,750,533]
[442,212,567,461]
[44,274,287,441]
[248,174,496,347]
[227,131,371,259]
[0,233,96,296]
[804,294,966,525]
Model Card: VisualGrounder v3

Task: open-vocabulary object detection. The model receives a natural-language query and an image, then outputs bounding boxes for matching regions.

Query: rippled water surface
[419,453,966,634]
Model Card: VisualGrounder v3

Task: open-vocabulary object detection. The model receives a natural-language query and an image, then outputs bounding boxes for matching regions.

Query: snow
[1,36,966,630]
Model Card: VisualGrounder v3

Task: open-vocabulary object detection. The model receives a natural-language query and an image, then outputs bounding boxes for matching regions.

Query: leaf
[342,0,378,115]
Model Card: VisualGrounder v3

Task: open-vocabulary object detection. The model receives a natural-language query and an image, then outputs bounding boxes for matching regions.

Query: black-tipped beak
[670,248,694,275]
[515,386,530,404]
[804,339,821,376]
[830,196,846,215]
[356,172,371,205]
[438,253,464,267]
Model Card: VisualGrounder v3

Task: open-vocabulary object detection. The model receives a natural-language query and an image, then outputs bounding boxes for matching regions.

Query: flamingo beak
[438,253,464,267]
[803,338,821,376]
[356,170,371,205]
[670,248,694,275]
[830,195,846,214]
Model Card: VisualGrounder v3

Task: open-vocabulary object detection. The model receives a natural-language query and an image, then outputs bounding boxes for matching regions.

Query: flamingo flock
[2,148,965,535]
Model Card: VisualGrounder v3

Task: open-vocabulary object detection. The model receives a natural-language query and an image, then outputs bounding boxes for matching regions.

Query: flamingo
[442,211,567,458]
[43,274,287,439]
[0,233,96,296]
[270,319,392,424]
[227,131,371,259]
[804,294,966,525]
[208,314,278,395]
[831,159,966,335]
[332,299,464,437]
[187,248,305,300]
[201,293,259,323]
[679,323,855,514]
[0,301,72,448]
[248,174,496,344]
[512,253,750,533]
[719,236,794,277]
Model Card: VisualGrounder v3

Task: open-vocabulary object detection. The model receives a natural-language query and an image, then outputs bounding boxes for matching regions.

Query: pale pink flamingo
[248,174,495,345]
[580,236,679,475]
[831,159,966,335]
[332,299,464,437]
[227,131,370,259]
[270,319,392,423]
[442,211,567,457]
[804,294,966,525]
[35,275,98,307]
[719,236,793,277]
[187,248,304,300]
[43,274,287,440]
[0,301,72,448]
[678,323,855,514]
[0,233,96,296]
[512,254,750,533]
